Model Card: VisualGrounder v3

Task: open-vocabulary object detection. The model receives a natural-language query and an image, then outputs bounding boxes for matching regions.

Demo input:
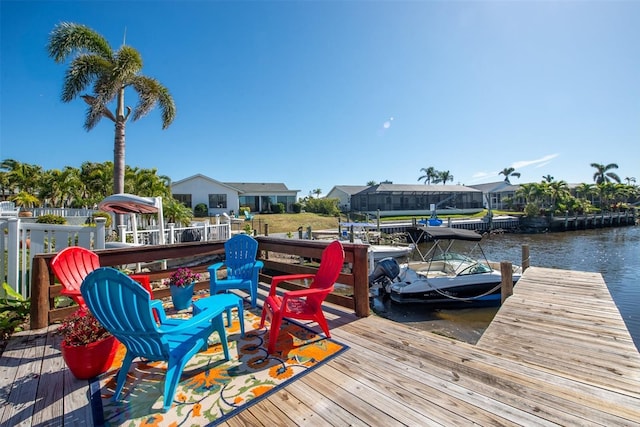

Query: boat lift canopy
[98,193,165,245]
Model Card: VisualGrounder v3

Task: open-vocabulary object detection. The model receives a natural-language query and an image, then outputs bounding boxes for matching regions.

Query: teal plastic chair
[208,234,264,307]
[80,267,230,412]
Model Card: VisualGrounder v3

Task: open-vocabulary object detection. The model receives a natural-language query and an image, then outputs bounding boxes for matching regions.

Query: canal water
[370,226,640,351]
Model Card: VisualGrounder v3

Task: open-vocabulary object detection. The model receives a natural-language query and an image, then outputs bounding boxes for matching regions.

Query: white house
[325,185,370,212]
[171,174,299,215]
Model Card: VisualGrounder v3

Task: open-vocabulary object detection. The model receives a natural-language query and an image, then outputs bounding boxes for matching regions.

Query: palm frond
[113,46,143,80]
[47,22,113,63]
[61,54,109,102]
[130,76,176,128]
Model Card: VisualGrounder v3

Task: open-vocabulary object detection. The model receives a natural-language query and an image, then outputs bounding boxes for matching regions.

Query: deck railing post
[30,256,50,330]
[500,261,514,304]
[352,245,370,317]
[521,244,530,271]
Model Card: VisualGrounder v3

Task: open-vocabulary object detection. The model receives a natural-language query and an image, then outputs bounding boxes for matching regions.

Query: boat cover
[98,193,159,214]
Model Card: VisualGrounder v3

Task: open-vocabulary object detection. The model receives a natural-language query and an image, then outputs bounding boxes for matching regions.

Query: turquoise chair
[208,234,264,308]
[80,267,230,412]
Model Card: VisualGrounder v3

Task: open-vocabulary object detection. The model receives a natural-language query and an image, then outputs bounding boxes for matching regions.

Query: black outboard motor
[368,257,401,295]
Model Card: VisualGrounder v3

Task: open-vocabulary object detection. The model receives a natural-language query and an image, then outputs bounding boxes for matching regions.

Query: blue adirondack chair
[244,210,254,221]
[80,267,230,412]
[208,234,264,308]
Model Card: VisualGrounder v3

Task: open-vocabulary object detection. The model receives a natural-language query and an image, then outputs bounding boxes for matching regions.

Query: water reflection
[371,226,640,350]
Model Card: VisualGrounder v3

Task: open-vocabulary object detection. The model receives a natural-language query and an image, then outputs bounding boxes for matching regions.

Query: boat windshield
[431,252,476,263]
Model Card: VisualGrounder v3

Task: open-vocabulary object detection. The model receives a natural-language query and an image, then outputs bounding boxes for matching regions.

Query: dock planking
[1,266,639,426]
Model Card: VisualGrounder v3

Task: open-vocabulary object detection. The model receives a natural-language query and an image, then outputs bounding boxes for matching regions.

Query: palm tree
[418,167,437,185]
[437,170,453,185]
[366,180,377,186]
[624,177,636,185]
[312,188,322,198]
[590,163,621,184]
[542,174,554,183]
[47,22,176,223]
[499,167,521,184]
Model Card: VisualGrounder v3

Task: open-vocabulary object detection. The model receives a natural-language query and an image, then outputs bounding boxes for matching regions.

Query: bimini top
[412,226,482,241]
[98,193,159,214]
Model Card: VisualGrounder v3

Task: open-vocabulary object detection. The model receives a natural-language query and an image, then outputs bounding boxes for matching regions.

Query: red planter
[61,336,119,380]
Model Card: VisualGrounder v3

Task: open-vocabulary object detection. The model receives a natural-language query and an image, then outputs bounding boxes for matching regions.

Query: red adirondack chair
[51,247,157,319]
[260,240,345,354]
[51,246,100,308]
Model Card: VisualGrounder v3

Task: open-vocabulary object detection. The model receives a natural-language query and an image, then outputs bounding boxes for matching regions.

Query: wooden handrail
[30,237,371,329]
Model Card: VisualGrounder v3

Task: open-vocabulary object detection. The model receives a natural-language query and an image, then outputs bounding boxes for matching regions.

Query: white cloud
[512,153,559,169]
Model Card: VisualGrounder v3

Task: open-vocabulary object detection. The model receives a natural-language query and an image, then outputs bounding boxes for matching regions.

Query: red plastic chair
[260,240,345,354]
[51,246,100,308]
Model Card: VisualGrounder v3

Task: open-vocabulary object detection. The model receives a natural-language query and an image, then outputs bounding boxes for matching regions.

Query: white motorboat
[369,227,521,304]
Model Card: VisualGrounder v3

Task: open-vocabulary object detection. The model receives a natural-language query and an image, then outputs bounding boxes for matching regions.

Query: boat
[368,226,521,304]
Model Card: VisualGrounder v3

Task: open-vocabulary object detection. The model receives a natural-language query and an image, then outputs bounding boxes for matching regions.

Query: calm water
[371,226,640,351]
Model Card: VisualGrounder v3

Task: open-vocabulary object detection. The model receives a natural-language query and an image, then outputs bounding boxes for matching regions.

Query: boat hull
[388,267,521,304]
[389,278,516,304]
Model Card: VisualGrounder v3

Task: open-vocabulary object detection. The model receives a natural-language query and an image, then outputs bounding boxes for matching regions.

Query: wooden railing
[29,237,371,330]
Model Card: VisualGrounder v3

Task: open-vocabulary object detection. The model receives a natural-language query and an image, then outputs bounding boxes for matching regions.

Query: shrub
[292,202,302,213]
[36,214,66,224]
[90,211,112,228]
[194,203,208,217]
[0,283,30,340]
[272,203,285,214]
[303,198,340,216]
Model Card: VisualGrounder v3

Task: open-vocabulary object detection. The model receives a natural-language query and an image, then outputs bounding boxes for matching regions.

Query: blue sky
[1,1,639,198]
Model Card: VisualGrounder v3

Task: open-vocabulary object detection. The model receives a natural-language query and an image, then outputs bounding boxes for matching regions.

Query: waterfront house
[171,174,299,215]
[350,183,484,216]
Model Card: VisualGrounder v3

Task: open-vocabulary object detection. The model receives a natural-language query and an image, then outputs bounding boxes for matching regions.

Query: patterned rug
[89,300,348,426]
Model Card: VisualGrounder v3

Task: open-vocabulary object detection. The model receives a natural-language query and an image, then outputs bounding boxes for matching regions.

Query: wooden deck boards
[1,267,639,426]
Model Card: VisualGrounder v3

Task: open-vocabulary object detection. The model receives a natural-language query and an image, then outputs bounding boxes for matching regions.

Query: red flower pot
[61,335,119,380]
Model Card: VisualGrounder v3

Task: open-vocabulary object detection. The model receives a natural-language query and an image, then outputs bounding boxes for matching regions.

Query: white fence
[1,217,231,299]
[1,218,106,298]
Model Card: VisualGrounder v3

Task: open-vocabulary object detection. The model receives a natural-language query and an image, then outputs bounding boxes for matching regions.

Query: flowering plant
[167,267,200,288]
[58,307,111,347]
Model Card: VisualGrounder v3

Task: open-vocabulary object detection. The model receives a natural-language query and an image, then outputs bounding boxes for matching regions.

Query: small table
[193,294,245,337]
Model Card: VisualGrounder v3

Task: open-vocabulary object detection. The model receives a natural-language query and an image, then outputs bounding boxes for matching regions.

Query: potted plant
[167,267,200,310]
[58,307,119,380]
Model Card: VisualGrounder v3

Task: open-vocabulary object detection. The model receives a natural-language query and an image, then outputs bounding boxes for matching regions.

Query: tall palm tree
[624,177,636,185]
[590,163,621,184]
[541,174,554,183]
[499,167,521,184]
[418,167,437,185]
[47,22,176,223]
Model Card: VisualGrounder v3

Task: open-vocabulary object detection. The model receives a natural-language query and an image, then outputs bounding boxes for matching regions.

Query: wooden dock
[1,267,639,426]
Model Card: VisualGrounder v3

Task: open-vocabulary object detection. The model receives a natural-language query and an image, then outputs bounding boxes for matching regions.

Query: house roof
[171,174,299,194]
[171,174,238,191]
[327,185,370,196]
[469,181,521,192]
[356,184,481,194]
[225,182,298,193]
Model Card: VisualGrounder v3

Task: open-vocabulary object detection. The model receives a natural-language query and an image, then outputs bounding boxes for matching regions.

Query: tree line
[417,163,638,216]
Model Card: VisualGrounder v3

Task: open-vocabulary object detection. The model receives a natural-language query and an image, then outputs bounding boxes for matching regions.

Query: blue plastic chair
[80,267,230,412]
[208,234,264,308]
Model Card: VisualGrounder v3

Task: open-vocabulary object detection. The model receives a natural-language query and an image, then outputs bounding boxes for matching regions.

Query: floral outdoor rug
[89,300,349,426]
